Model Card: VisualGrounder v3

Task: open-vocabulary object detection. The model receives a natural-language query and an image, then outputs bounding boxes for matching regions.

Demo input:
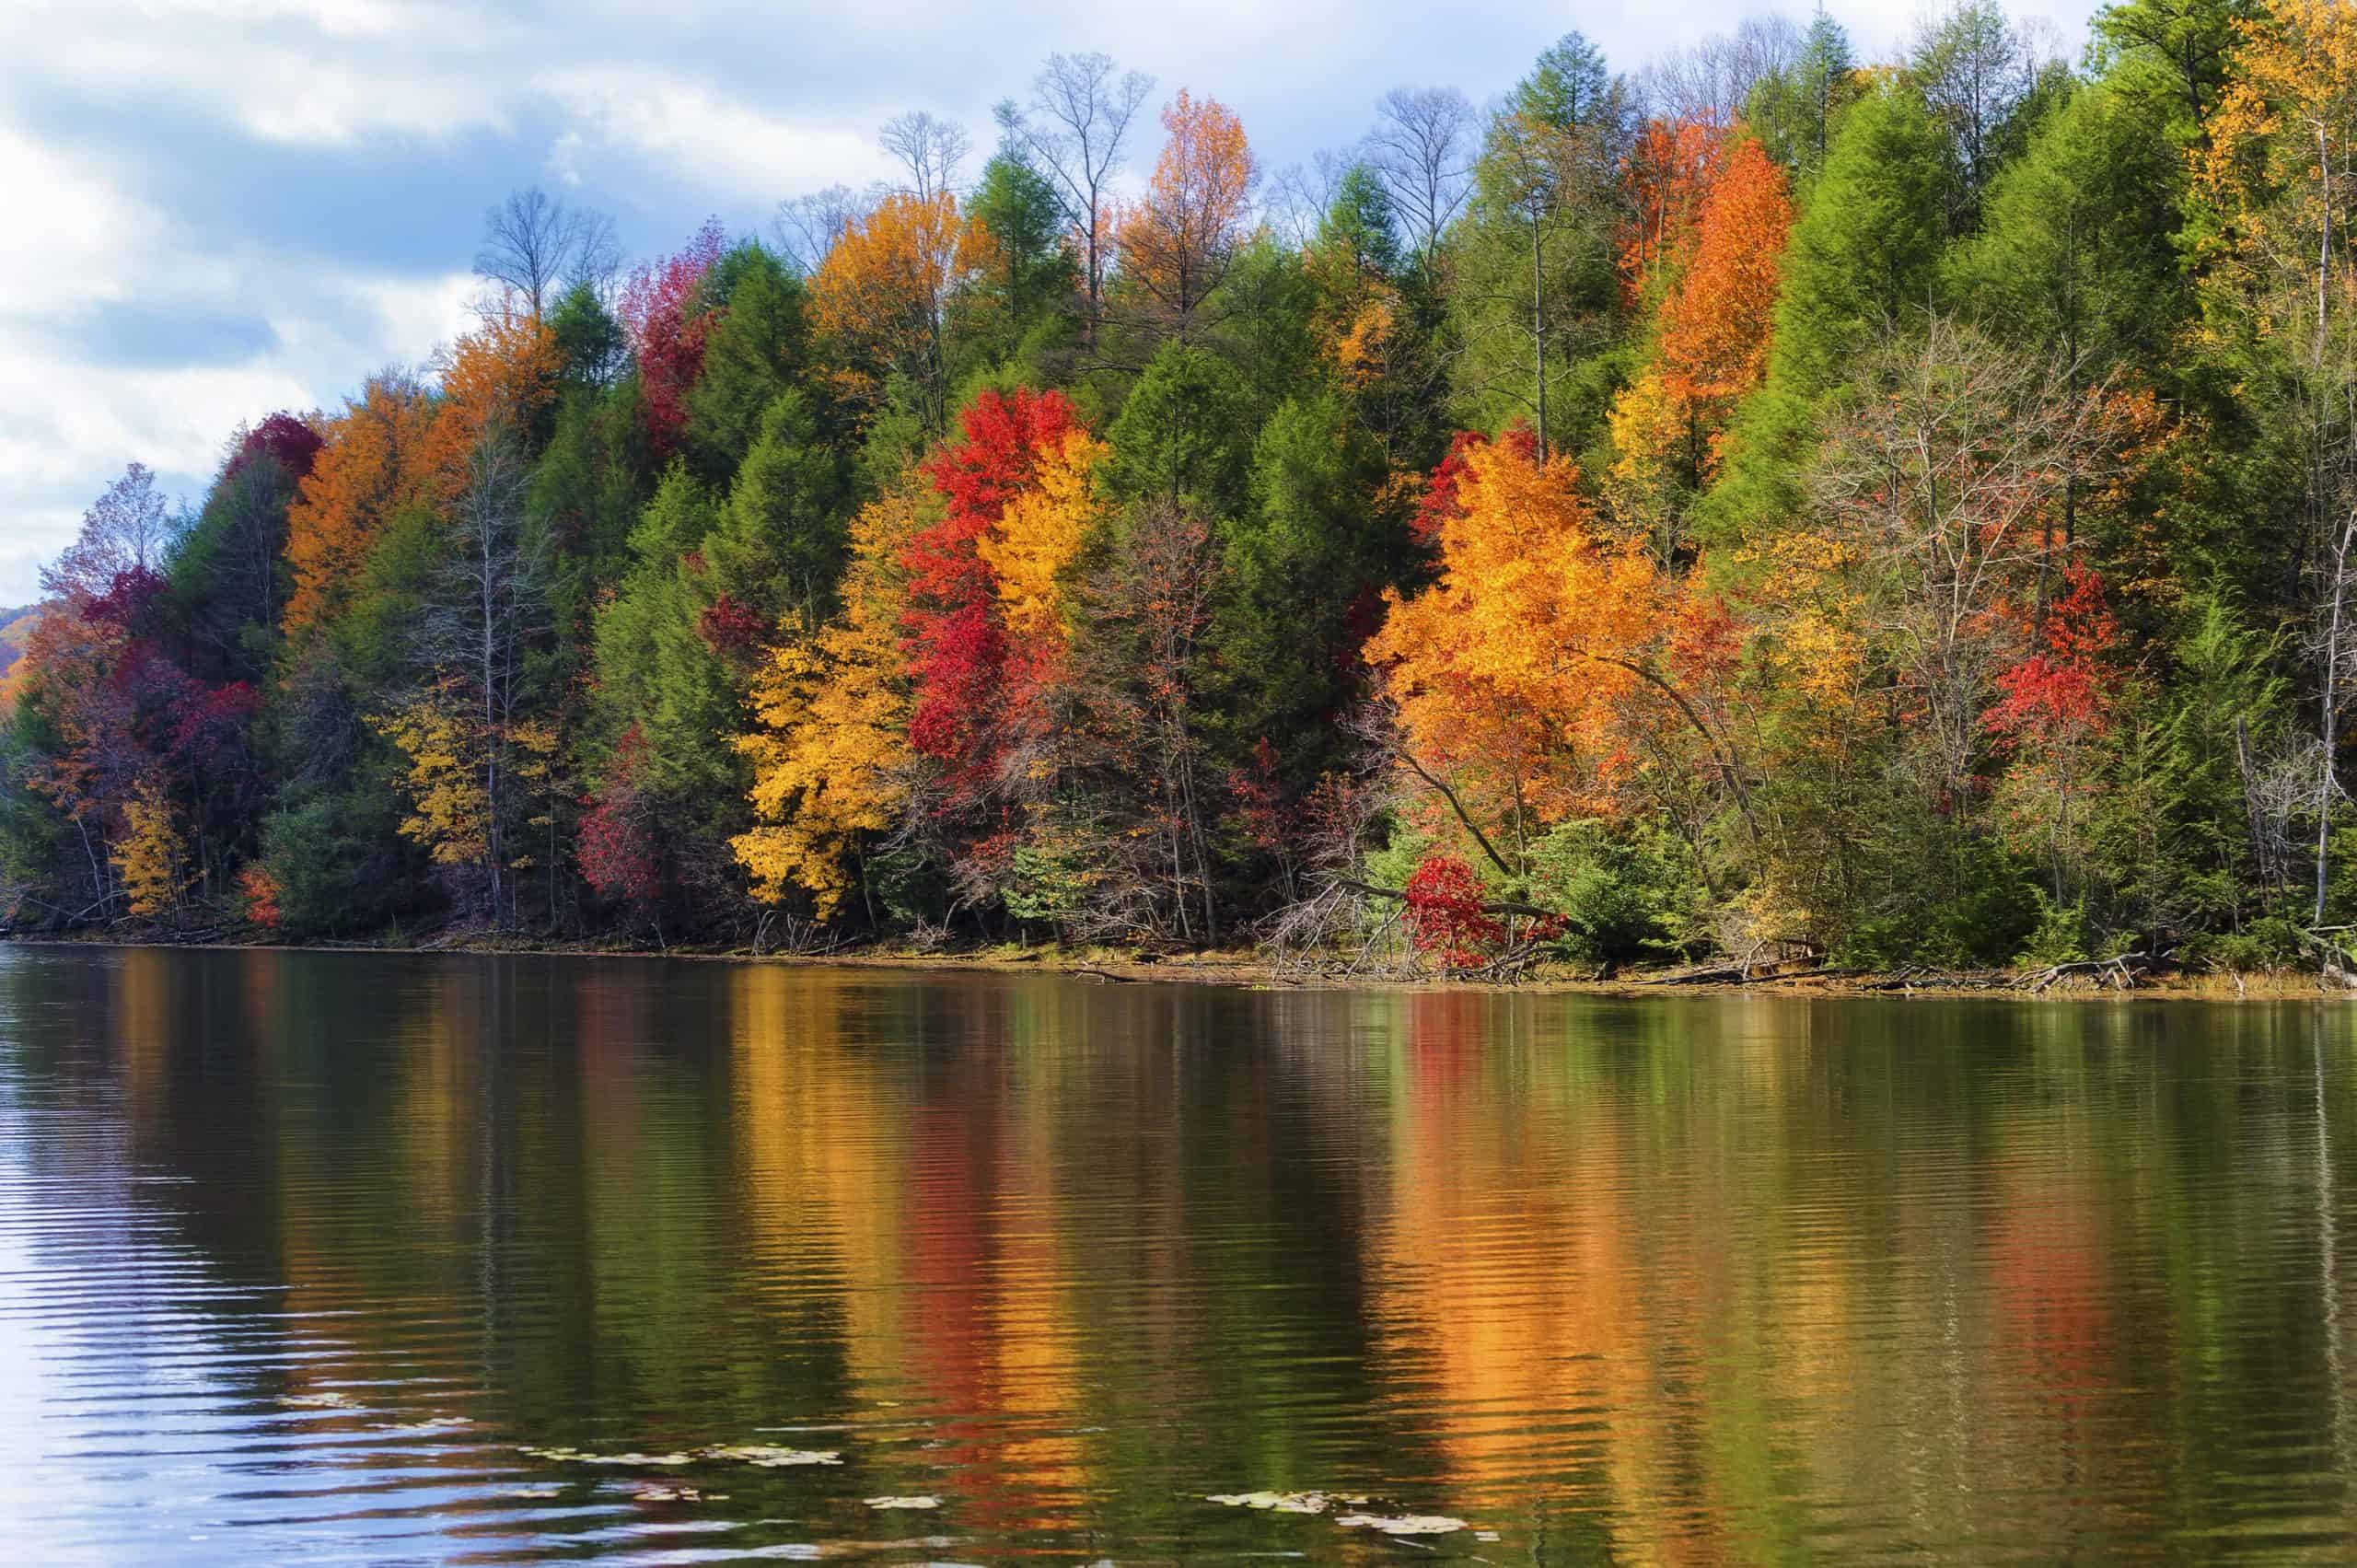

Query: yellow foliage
[1365,441,1662,823]
[976,427,1107,643]
[731,482,930,916]
[373,684,490,868]
[110,778,186,918]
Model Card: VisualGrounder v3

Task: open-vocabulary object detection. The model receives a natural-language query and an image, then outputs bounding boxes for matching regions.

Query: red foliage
[696,592,771,666]
[237,864,282,929]
[1403,853,1504,970]
[1227,738,1291,854]
[621,218,726,455]
[81,564,169,632]
[1411,424,1541,547]
[168,680,261,767]
[578,726,663,911]
[902,388,1087,800]
[228,412,324,483]
[1984,564,2121,741]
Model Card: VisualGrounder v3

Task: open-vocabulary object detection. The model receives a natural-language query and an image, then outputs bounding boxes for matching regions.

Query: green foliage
[2016,888,2092,967]
[967,150,1076,347]
[705,390,849,630]
[1107,342,1256,516]
[684,245,814,482]
[1213,391,1404,784]
[1522,819,1709,966]
[1766,83,1950,401]
[1950,82,2190,377]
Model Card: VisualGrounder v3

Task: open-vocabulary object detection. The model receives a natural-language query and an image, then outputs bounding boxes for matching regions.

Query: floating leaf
[373,1416,472,1433]
[697,1444,842,1468]
[1208,1491,1333,1515]
[1336,1513,1468,1536]
[864,1495,943,1510]
[280,1392,360,1410]
[517,1446,697,1467]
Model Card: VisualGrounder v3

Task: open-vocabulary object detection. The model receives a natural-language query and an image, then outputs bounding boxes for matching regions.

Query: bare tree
[879,110,972,203]
[773,182,882,275]
[1641,16,1802,128]
[413,429,545,924]
[1266,149,1353,250]
[42,463,176,601]
[1365,86,1475,268]
[475,186,615,320]
[995,51,1155,343]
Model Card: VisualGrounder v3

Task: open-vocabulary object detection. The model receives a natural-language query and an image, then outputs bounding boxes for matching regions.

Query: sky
[0,0,2106,605]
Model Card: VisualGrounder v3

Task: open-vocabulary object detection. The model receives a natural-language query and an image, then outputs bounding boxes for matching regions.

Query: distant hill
[0,603,40,688]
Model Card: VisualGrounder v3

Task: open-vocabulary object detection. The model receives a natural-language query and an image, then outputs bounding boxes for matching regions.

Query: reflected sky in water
[1,946,2354,1562]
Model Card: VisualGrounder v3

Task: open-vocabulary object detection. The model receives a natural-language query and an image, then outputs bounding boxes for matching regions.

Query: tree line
[6,0,2351,977]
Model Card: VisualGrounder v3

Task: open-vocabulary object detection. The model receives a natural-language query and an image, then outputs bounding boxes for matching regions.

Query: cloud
[0,0,2104,600]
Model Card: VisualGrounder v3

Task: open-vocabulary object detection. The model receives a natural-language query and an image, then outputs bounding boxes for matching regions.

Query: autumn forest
[4,0,2348,978]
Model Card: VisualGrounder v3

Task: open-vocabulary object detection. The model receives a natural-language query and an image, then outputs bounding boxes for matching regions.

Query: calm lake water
[4,948,2356,1563]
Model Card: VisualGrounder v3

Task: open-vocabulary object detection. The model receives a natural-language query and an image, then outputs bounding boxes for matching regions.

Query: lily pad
[1336,1513,1468,1536]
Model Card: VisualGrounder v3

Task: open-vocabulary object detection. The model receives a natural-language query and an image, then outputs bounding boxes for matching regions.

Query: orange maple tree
[424,294,562,495]
[1117,90,1258,325]
[810,190,993,420]
[1366,437,1666,839]
[284,373,435,635]
[1657,137,1793,417]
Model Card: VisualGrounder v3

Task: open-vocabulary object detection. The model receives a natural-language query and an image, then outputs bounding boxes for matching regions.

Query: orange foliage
[1366,440,1665,825]
[1619,118,1725,299]
[1608,136,1793,516]
[810,191,994,412]
[425,295,561,494]
[1658,138,1793,412]
[283,374,435,636]
[1117,89,1259,321]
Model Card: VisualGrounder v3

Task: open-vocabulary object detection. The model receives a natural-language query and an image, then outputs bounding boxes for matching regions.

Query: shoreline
[6,931,2349,1001]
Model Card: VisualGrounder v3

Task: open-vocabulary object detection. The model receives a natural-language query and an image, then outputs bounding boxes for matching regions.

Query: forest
[5,0,2353,979]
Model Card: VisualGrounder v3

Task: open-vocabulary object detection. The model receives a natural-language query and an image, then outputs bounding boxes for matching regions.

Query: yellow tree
[974,425,1108,649]
[1117,90,1259,332]
[810,190,994,427]
[732,479,931,916]
[373,679,491,877]
[110,778,186,918]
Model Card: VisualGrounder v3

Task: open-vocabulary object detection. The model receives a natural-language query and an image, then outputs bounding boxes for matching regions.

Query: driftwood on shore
[1641,951,2161,994]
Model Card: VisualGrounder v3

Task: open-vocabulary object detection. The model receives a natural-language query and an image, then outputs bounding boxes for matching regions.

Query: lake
[2,946,2354,1562]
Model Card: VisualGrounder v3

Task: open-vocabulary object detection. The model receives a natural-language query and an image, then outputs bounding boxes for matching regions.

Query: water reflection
[1,947,2354,1562]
